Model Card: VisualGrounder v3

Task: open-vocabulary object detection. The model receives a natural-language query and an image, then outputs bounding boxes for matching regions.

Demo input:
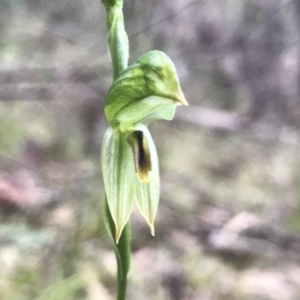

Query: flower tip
[150,224,155,236]
[175,90,188,106]
[115,228,122,244]
[137,172,151,183]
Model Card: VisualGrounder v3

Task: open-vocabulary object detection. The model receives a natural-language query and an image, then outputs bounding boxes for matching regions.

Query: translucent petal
[114,96,178,132]
[133,126,160,235]
[101,126,135,243]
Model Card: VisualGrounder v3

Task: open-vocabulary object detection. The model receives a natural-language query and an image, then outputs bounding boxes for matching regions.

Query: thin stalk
[106,6,129,79]
[101,0,130,299]
[104,198,130,300]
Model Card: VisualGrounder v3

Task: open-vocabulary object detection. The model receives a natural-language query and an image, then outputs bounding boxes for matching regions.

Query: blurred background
[1,0,300,299]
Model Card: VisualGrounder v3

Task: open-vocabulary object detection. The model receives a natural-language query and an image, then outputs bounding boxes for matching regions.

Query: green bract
[101,0,123,10]
[101,50,187,242]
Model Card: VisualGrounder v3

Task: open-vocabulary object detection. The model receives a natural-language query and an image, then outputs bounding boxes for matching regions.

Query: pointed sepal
[101,126,135,242]
[133,126,160,235]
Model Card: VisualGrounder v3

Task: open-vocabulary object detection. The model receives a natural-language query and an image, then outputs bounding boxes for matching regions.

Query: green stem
[116,225,130,300]
[106,7,129,79]
[104,198,130,300]
[101,0,130,299]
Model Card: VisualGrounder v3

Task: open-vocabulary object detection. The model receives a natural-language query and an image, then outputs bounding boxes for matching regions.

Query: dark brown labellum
[127,130,152,183]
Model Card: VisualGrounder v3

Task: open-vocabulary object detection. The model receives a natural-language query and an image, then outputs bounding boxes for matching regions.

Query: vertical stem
[106,7,129,79]
[104,198,130,300]
[116,224,130,300]
[101,1,130,299]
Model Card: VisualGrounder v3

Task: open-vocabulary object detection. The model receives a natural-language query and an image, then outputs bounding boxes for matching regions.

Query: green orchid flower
[101,50,187,243]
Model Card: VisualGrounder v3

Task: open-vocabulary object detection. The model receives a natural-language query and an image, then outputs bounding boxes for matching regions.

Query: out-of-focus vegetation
[1,0,300,299]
